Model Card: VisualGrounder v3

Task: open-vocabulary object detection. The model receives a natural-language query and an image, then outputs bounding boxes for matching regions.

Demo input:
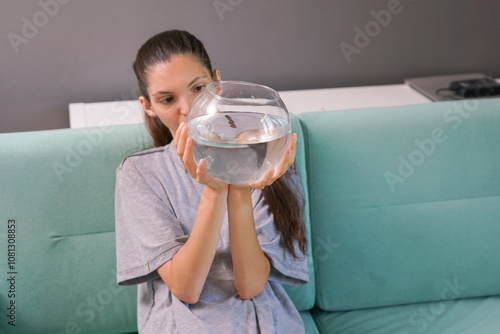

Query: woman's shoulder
[123,146,166,163]
[117,144,179,176]
[119,146,166,170]
[116,143,182,180]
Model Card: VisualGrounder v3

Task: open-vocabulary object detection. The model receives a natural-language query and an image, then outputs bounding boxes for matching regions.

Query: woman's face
[140,54,220,138]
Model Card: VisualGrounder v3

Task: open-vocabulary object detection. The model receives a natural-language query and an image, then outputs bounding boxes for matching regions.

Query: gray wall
[1,0,499,133]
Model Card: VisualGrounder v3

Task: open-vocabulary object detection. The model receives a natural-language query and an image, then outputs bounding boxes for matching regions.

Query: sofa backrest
[283,113,316,311]
[0,114,314,332]
[299,97,500,311]
[0,124,152,333]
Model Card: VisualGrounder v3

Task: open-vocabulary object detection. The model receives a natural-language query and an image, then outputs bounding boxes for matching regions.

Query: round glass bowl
[186,81,291,184]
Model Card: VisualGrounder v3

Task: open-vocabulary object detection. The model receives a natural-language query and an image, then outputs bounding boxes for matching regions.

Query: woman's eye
[194,84,205,93]
[161,96,173,104]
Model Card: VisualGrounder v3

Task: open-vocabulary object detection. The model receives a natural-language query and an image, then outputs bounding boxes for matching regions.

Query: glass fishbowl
[186,81,291,184]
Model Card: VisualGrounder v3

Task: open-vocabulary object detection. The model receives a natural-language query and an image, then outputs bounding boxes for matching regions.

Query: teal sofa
[1,98,500,333]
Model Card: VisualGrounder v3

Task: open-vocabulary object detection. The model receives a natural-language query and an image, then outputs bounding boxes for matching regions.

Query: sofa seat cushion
[301,310,321,334]
[311,296,500,334]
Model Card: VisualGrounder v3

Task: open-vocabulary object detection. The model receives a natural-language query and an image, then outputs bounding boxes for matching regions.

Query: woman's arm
[227,186,271,300]
[157,184,227,304]
[157,124,229,304]
[227,132,298,299]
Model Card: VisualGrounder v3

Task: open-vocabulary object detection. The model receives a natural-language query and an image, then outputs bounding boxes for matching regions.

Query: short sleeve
[253,164,309,286]
[114,157,187,286]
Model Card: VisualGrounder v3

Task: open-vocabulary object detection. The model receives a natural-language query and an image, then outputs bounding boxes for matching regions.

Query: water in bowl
[188,112,290,184]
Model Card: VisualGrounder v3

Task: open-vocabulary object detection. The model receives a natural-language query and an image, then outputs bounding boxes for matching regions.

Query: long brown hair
[133,30,307,258]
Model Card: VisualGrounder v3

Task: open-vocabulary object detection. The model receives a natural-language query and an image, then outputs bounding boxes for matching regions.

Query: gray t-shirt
[115,143,309,333]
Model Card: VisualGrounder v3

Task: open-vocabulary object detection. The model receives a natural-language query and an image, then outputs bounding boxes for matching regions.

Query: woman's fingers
[245,168,275,190]
[261,168,275,187]
[175,125,228,190]
[173,122,183,149]
[179,131,298,190]
[183,137,199,177]
[272,132,297,179]
[233,133,298,190]
[195,157,229,191]
[175,122,189,162]
[195,159,209,182]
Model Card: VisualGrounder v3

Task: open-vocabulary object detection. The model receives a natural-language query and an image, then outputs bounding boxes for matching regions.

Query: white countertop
[69,83,432,128]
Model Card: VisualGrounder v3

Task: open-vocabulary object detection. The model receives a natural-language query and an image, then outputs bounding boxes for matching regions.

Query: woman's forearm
[157,185,228,304]
[227,187,271,300]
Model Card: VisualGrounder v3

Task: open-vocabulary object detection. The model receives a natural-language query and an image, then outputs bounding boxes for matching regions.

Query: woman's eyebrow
[188,76,208,86]
[152,76,209,97]
[151,90,172,97]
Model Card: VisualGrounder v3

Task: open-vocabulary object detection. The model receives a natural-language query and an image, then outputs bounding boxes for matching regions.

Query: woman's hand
[233,132,298,190]
[173,122,228,192]
[159,122,228,304]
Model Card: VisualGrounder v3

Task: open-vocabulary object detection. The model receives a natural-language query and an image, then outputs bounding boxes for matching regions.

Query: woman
[115,30,308,333]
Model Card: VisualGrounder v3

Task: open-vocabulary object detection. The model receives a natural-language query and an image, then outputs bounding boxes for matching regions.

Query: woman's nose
[179,96,191,115]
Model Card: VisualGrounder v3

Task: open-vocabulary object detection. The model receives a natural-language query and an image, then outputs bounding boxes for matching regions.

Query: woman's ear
[139,96,157,117]
[213,69,221,81]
